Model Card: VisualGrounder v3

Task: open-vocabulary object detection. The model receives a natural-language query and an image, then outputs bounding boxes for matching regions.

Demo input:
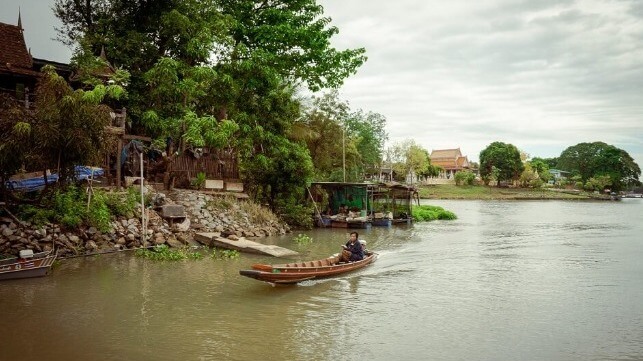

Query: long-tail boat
[239,251,377,284]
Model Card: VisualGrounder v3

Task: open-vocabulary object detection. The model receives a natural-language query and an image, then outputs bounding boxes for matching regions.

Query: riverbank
[0,188,291,259]
[417,184,611,200]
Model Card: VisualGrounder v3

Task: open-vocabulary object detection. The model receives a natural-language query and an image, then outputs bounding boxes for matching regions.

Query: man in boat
[341,232,364,262]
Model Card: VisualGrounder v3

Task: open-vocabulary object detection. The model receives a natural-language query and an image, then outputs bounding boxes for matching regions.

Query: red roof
[0,21,33,71]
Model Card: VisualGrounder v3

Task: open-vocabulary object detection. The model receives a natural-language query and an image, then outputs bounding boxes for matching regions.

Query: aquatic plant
[412,205,457,222]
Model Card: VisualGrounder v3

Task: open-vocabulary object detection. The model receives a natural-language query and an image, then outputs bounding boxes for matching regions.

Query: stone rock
[174,217,191,232]
[227,234,239,241]
[86,240,98,251]
[68,235,81,244]
[161,204,186,219]
[166,237,183,248]
[116,237,127,245]
[152,237,165,245]
[1,228,14,237]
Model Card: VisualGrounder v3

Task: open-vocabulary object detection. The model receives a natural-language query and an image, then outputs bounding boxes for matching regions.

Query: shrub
[191,172,206,190]
[454,171,476,186]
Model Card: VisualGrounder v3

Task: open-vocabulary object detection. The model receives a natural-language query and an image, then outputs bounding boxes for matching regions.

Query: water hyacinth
[412,205,457,222]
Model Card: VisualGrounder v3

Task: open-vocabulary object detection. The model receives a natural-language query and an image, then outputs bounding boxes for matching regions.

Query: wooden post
[116,137,123,190]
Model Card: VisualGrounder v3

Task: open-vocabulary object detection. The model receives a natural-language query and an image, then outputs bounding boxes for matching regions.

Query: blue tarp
[5,166,104,192]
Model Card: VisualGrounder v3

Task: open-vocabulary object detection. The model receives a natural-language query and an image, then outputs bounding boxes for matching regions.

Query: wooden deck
[194,233,299,257]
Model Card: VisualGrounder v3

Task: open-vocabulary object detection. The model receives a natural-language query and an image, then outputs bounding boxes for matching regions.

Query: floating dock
[195,233,299,258]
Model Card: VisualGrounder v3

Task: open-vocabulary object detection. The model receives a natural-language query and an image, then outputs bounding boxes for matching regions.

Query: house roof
[0,21,33,71]
[430,148,462,159]
[430,148,470,170]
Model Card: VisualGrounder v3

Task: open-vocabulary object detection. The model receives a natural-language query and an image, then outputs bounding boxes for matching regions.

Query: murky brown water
[1,199,642,361]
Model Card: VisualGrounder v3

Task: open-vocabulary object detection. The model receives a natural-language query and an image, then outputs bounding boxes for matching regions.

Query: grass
[417,184,593,200]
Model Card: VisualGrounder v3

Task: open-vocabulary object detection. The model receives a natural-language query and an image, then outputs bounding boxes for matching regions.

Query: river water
[1,199,642,361]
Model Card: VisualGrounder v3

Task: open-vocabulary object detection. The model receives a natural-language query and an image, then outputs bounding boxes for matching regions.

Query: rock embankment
[0,188,291,258]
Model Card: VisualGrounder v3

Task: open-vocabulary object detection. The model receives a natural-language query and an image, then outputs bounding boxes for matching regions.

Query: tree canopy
[479,141,524,186]
[557,142,641,191]
[53,0,368,224]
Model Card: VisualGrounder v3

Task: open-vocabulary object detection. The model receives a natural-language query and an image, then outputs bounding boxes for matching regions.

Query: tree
[479,142,524,187]
[386,140,431,182]
[34,66,125,181]
[557,142,641,191]
[297,91,386,181]
[529,158,552,183]
[0,95,33,200]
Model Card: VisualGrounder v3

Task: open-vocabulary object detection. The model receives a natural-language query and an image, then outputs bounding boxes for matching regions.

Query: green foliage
[299,91,387,181]
[386,140,432,181]
[293,234,313,244]
[479,142,524,186]
[275,200,314,229]
[191,172,207,190]
[454,170,476,186]
[135,245,203,261]
[18,187,141,232]
[584,175,612,192]
[557,142,641,191]
[210,248,240,260]
[32,66,117,182]
[18,206,56,227]
[86,191,112,233]
[0,95,33,188]
[104,188,139,218]
[52,186,86,228]
[412,205,457,222]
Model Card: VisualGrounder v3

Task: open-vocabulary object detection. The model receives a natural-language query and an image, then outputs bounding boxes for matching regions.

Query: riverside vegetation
[0,186,291,260]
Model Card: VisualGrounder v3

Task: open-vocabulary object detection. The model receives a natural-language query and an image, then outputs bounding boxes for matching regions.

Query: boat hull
[240,252,377,284]
[0,252,56,281]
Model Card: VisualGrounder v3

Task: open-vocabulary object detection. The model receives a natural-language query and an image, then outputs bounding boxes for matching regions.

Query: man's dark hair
[350,231,359,238]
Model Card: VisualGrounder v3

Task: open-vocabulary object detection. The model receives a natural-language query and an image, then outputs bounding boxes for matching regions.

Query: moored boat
[239,251,377,284]
[0,250,57,281]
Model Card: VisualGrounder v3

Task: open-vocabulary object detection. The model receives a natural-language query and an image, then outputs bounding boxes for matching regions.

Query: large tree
[557,142,641,191]
[297,92,387,181]
[54,0,367,220]
[479,141,524,186]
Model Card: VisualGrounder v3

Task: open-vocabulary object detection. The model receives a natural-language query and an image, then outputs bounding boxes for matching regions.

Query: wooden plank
[195,233,299,257]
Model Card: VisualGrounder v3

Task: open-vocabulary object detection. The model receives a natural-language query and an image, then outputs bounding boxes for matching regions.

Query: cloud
[319,0,643,172]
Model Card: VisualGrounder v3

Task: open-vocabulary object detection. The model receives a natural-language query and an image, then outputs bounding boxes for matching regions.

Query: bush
[276,200,313,229]
[454,171,476,186]
[104,187,139,217]
[412,205,457,222]
[87,191,111,232]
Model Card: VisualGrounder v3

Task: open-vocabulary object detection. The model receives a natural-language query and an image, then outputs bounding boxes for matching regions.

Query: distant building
[430,148,470,179]
[548,169,571,185]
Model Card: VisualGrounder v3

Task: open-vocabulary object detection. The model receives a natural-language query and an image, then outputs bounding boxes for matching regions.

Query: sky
[2,0,642,171]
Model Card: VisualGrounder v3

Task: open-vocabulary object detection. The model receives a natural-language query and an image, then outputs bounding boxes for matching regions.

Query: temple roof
[0,21,33,71]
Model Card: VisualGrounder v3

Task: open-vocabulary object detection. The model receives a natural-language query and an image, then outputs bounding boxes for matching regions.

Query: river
[1,199,642,361]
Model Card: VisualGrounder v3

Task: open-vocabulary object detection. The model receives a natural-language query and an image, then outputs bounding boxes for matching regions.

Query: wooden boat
[371,218,392,227]
[239,251,377,284]
[330,219,372,229]
[0,250,56,281]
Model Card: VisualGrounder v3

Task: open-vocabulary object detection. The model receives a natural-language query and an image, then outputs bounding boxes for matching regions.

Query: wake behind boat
[239,251,377,284]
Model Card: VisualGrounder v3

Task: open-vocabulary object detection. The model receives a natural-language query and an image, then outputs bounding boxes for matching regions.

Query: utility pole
[342,127,346,182]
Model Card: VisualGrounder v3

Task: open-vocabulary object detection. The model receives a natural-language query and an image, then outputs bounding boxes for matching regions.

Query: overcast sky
[2,0,642,170]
